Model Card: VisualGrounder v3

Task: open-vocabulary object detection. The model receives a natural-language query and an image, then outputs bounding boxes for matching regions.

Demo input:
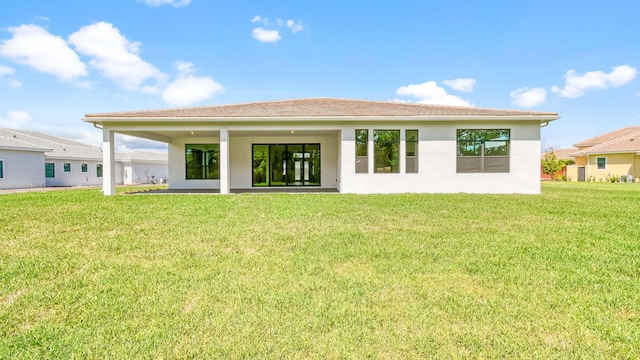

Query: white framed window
[406,130,418,173]
[355,129,368,174]
[596,157,606,170]
[457,129,510,173]
[45,163,55,178]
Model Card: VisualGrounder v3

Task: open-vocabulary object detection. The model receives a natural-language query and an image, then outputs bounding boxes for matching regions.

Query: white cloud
[510,87,547,107]
[551,65,638,98]
[251,15,269,25]
[68,22,165,91]
[0,24,87,81]
[138,0,190,7]
[287,20,304,33]
[8,79,22,88]
[174,60,194,74]
[251,16,304,42]
[0,110,31,128]
[0,64,15,76]
[396,81,473,107]
[252,27,281,43]
[161,61,224,106]
[442,78,475,92]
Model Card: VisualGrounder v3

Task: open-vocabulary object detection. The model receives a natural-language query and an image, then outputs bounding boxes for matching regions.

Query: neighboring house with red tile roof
[0,128,168,190]
[566,126,640,182]
[83,97,560,195]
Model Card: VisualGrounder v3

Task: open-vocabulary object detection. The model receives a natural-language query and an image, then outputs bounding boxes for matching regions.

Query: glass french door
[252,144,320,187]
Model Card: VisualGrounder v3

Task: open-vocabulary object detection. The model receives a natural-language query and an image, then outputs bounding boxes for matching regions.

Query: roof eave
[83,115,560,124]
[0,145,52,152]
[573,150,640,156]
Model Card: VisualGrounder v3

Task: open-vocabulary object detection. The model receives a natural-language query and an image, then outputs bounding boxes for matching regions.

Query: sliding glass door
[252,144,320,187]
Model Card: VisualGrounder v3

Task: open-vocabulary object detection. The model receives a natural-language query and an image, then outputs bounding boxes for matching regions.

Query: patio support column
[220,129,229,194]
[102,128,116,196]
[368,127,374,174]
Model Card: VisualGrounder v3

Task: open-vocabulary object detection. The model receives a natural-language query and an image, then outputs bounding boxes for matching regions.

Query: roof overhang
[0,145,52,153]
[572,150,640,157]
[83,115,560,125]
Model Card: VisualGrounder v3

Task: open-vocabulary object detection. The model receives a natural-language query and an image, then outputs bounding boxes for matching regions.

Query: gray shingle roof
[0,127,102,159]
[0,128,168,162]
[85,97,559,119]
[0,129,52,152]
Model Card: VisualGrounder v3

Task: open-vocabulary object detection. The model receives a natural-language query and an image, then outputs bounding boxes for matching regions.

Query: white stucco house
[0,130,51,189]
[83,98,559,195]
[0,127,168,190]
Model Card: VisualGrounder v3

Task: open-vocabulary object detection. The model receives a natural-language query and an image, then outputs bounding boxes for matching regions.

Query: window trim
[596,157,607,170]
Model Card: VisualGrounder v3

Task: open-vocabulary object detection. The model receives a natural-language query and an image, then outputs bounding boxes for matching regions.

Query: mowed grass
[1,183,639,359]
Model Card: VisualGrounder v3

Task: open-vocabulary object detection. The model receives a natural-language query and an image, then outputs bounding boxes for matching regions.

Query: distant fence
[541,165,567,180]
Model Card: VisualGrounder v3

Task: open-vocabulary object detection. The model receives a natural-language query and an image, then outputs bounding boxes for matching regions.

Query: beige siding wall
[566,165,578,181]
[588,153,637,181]
[573,155,588,166]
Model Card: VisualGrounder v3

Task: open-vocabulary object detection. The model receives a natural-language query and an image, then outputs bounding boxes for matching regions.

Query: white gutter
[0,145,52,152]
[83,115,560,124]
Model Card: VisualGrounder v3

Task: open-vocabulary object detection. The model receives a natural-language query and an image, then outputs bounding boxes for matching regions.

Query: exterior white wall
[44,159,104,187]
[122,162,168,185]
[229,135,338,189]
[119,120,543,194]
[168,136,221,189]
[167,134,338,190]
[0,149,46,189]
[339,121,542,194]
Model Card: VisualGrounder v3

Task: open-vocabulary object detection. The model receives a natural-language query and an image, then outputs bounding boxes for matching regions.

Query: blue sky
[0,0,638,151]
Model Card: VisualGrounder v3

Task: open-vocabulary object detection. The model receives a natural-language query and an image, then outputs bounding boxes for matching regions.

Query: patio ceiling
[115,129,340,143]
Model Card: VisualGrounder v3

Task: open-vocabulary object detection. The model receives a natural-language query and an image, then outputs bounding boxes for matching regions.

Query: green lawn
[1,182,639,359]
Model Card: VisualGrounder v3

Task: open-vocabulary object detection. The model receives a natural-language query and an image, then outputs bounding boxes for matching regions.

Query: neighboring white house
[0,128,168,190]
[83,98,560,195]
[0,130,51,189]
[117,150,169,185]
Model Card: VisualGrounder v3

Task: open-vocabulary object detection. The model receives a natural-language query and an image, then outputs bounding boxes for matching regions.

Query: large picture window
[374,130,400,173]
[457,129,510,173]
[406,130,418,173]
[355,129,368,174]
[45,163,55,178]
[186,144,220,180]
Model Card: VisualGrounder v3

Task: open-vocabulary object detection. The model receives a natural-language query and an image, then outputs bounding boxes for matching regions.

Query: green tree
[541,148,563,180]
